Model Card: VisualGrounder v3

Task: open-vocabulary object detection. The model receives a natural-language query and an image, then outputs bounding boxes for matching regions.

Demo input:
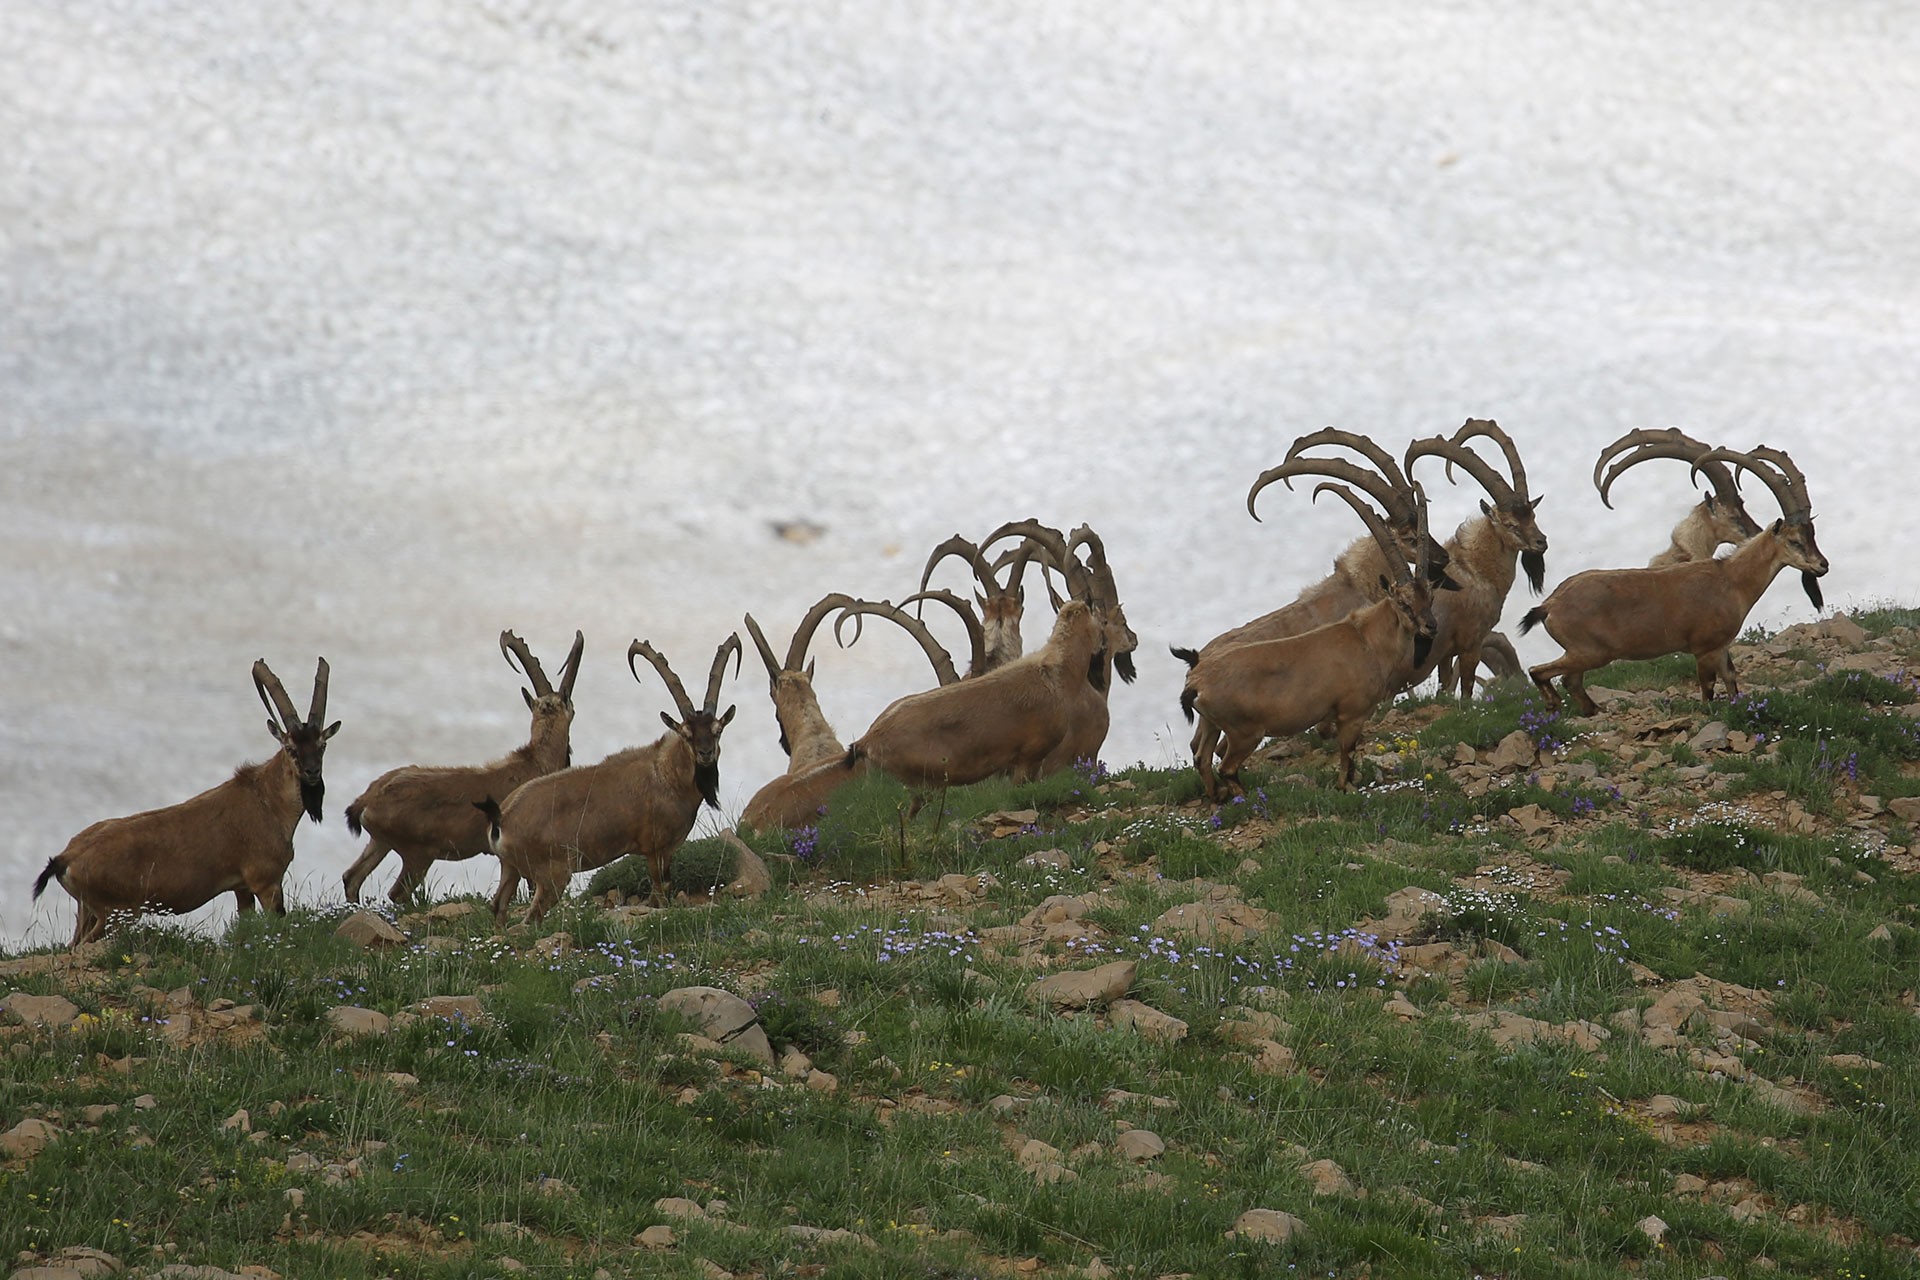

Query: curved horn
[252,659,301,732]
[918,535,1000,600]
[834,598,963,686]
[1695,445,1811,525]
[556,630,584,701]
[307,657,330,728]
[628,640,695,721]
[1248,454,1404,524]
[1451,418,1529,501]
[1068,524,1123,610]
[1284,427,1411,489]
[1592,428,1743,509]
[785,592,862,672]
[891,589,985,678]
[1311,482,1410,584]
[499,630,554,698]
[704,634,742,714]
[1405,433,1516,507]
[981,520,1090,603]
[742,614,782,681]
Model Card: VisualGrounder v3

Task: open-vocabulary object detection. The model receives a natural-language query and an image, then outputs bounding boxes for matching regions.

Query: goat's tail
[1169,645,1200,670]
[1518,605,1548,636]
[1179,685,1199,724]
[344,799,365,837]
[473,797,502,847]
[31,856,65,901]
[842,743,866,770]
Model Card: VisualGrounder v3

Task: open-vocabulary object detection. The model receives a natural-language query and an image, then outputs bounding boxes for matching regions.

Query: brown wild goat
[33,659,338,947]
[845,599,1104,797]
[341,630,582,904]
[483,635,739,920]
[1402,419,1548,700]
[738,597,958,832]
[1593,427,1763,566]
[1523,446,1827,715]
[1181,484,1438,800]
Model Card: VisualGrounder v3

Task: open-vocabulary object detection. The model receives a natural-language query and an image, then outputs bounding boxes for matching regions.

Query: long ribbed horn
[703,634,742,714]
[1248,454,1404,524]
[1311,482,1410,584]
[500,630,554,698]
[306,657,330,729]
[1452,418,1529,501]
[1285,427,1411,489]
[982,520,1091,604]
[628,640,695,721]
[890,589,985,678]
[252,659,301,733]
[785,592,861,672]
[1592,428,1744,510]
[833,598,963,686]
[1695,446,1811,526]
[1405,433,1516,507]
[743,614,783,682]
[918,535,1002,602]
[555,631,584,701]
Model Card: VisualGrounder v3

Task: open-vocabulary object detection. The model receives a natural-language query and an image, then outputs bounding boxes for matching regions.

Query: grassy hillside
[7,608,1920,1279]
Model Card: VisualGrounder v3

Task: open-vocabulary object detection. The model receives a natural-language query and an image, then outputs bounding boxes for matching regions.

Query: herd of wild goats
[31,422,1829,947]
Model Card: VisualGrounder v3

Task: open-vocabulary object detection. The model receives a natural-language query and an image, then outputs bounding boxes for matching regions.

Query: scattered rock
[1114,1130,1165,1162]
[1108,1000,1188,1044]
[1152,900,1274,943]
[1018,848,1073,871]
[1299,1158,1358,1197]
[1026,961,1135,1011]
[1486,730,1537,773]
[335,911,406,949]
[325,1006,390,1038]
[1,993,81,1028]
[636,1224,676,1249]
[1230,1208,1307,1243]
[654,1197,707,1220]
[718,830,773,899]
[657,987,775,1067]
[1689,721,1731,754]
[2,1117,61,1158]
[1636,1214,1669,1244]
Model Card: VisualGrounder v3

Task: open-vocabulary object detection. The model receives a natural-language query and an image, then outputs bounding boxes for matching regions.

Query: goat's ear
[1703,492,1719,511]
[1479,498,1493,517]
[323,720,342,740]
[266,717,285,741]
[1378,574,1391,592]
[975,591,988,611]
[660,710,681,734]
[804,659,816,680]
[523,688,536,711]
[1528,495,1544,513]
[1769,518,1785,534]
[719,704,737,727]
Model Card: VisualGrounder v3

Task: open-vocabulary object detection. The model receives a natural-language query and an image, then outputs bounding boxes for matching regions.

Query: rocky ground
[4,612,1919,1278]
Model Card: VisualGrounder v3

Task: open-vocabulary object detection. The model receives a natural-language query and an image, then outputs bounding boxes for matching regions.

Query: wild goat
[341,630,582,904]
[1181,484,1438,800]
[845,599,1105,794]
[483,635,740,919]
[33,659,338,947]
[914,534,1037,673]
[738,597,958,832]
[1194,428,1449,660]
[1593,427,1763,566]
[1523,446,1827,715]
[978,519,1138,771]
[1402,419,1548,699]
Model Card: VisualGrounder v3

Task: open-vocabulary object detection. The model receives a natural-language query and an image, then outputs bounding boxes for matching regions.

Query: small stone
[334,911,405,949]
[1672,1173,1709,1196]
[132,1094,156,1110]
[1,992,81,1028]
[1230,1208,1307,1243]
[384,1072,419,1088]
[1,1117,60,1158]
[654,1197,707,1220]
[1299,1158,1357,1197]
[221,1108,251,1134]
[45,1245,124,1276]
[1114,1130,1165,1162]
[657,987,775,1067]
[1108,999,1188,1044]
[1026,961,1136,1011]
[325,1006,389,1038]
[805,1070,838,1094]
[1636,1214,1669,1244]
[637,1224,677,1249]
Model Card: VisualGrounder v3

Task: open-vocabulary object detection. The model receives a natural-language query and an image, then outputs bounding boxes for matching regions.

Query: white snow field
[4,1,1917,945]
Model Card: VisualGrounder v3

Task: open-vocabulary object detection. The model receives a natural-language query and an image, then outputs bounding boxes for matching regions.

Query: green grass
[8,612,1920,1279]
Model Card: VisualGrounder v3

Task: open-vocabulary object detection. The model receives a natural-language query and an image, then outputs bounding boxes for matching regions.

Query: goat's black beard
[301,778,326,824]
[1114,650,1137,684]
[1521,550,1547,595]
[1411,634,1435,669]
[694,760,721,810]
[1801,571,1824,610]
